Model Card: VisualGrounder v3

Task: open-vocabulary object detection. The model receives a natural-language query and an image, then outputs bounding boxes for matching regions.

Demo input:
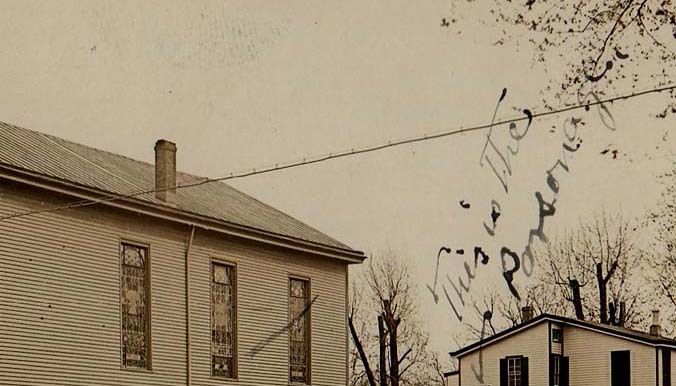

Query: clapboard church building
[0,121,365,385]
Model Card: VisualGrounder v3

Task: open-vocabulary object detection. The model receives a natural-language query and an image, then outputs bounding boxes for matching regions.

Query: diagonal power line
[0,83,674,222]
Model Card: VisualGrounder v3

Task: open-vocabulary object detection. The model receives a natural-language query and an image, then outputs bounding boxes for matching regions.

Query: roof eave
[0,164,367,264]
[450,314,676,358]
[449,316,549,358]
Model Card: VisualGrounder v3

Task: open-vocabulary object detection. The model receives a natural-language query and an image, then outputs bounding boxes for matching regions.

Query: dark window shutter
[664,349,671,386]
[611,350,630,386]
[500,358,508,386]
[561,357,569,386]
[521,357,529,386]
[549,354,555,386]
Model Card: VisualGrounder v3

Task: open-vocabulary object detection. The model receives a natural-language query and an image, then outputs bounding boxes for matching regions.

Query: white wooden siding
[459,322,549,386]
[564,324,656,386]
[187,230,348,386]
[0,182,348,386]
[447,373,459,386]
[551,322,563,355]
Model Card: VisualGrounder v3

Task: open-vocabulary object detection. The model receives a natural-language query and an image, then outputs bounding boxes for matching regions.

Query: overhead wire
[0,83,674,222]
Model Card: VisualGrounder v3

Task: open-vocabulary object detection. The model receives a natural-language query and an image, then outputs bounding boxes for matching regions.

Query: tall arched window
[289,278,310,384]
[120,243,150,370]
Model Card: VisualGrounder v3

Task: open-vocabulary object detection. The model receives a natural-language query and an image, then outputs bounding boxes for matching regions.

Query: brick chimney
[154,139,177,204]
[649,310,661,336]
[521,305,533,323]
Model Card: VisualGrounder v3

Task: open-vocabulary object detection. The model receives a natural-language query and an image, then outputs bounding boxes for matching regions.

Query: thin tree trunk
[608,302,617,325]
[388,318,400,386]
[596,263,609,324]
[378,315,388,386]
[348,315,377,386]
[383,298,400,386]
[569,278,585,320]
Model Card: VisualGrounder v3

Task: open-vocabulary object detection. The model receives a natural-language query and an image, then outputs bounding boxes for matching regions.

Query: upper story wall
[459,321,549,386]
[564,324,657,386]
[551,322,563,355]
[0,181,349,386]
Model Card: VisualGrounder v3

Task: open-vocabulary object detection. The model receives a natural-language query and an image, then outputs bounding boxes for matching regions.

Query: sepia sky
[0,1,673,357]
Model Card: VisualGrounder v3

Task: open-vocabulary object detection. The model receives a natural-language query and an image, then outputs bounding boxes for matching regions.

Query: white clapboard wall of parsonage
[0,181,348,386]
[565,324,657,386]
[550,322,563,355]
[459,321,550,386]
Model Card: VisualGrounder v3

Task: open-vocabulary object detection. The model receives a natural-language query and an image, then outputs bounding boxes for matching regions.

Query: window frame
[288,274,312,385]
[507,355,522,386]
[209,258,238,380]
[119,239,152,372]
[552,354,561,386]
[552,328,563,343]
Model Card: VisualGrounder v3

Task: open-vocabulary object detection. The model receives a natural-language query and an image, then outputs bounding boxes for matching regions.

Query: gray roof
[0,121,358,253]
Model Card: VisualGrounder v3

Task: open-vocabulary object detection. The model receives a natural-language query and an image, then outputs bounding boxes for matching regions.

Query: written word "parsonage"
[427,87,613,324]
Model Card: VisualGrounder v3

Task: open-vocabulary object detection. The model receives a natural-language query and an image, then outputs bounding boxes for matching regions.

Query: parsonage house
[446,308,676,386]
[0,122,365,386]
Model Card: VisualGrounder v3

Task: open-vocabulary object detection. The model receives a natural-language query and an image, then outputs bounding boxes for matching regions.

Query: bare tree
[645,168,676,335]
[457,282,564,346]
[431,352,451,386]
[349,251,443,386]
[460,211,649,343]
[536,212,646,328]
[447,0,676,116]
[349,282,377,386]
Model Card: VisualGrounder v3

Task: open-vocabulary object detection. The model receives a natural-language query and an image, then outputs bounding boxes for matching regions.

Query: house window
[289,278,310,384]
[120,243,150,369]
[508,357,522,386]
[552,355,561,386]
[501,356,528,386]
[211,262,236,378]
[552,328,562,343]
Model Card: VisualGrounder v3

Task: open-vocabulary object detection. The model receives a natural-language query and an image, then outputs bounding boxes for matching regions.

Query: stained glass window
[211,263,235,378]
[289,278,310,384]
[120,243,149,369]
